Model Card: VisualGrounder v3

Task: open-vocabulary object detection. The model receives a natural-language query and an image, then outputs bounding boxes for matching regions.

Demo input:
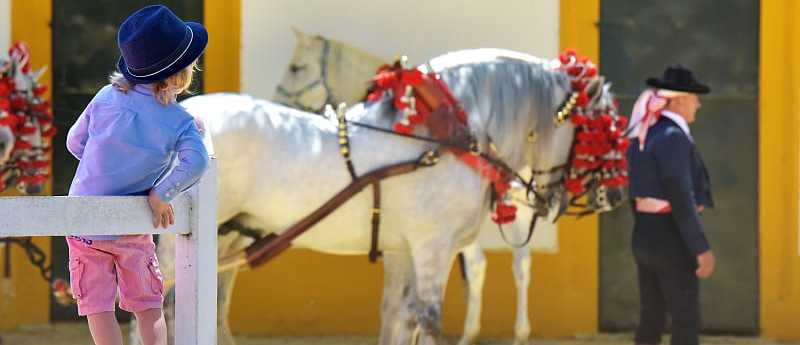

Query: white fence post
[175,157,218,345]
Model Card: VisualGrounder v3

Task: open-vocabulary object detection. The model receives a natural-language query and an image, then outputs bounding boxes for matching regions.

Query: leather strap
[245,153,438,268]
[369,182,383,262]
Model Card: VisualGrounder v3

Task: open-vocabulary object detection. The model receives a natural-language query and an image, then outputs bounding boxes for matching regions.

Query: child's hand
[148,190,174,229]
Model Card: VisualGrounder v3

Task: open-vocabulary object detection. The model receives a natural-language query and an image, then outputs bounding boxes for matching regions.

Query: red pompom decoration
[10,96,27,111]
[14,139,33,150]
[42,126,57,138]
[616,116,629,129]
[18,125,36,135]
[600,114,614,127]
[33,85,48,96]
[571,114,589,126]
[617,138,631,151]
[393,122,413,134]
[565,178,584,195]
[576,91,589,107]
[0,80,12,97]
[492,202,518,224]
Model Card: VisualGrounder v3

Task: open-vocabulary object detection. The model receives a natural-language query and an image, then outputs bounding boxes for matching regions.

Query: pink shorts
[66,235,164,316]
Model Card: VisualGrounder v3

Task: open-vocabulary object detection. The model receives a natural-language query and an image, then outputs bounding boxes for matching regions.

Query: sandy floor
[1,323,797,345]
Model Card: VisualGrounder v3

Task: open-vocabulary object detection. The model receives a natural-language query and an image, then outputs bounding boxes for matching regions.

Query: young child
[65,5,209,345]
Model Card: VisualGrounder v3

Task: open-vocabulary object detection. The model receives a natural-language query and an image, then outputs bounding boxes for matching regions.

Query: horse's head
[422,49,626,219]
[581,81,626,213]
[273,28,385,113]
[554,51,627,215]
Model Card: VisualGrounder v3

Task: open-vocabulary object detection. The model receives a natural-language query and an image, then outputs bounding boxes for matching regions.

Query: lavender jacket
[66,84,208,240]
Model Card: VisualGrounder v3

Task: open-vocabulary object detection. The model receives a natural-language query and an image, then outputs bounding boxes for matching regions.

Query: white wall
[240,0,561,251]
[241,0,560,99]
[0,0,10,53]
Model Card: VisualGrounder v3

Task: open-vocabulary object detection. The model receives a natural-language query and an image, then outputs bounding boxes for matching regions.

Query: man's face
[673,94,702,123]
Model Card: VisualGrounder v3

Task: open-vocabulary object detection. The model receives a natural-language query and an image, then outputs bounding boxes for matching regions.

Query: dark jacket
[627,116,713,255]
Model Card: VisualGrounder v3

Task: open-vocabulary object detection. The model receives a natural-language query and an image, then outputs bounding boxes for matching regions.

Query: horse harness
[231,60,587,269]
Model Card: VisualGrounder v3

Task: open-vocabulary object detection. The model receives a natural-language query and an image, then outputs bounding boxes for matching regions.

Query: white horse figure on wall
[147,48,624,345]
[271,29,561,345]
[272,28,386,114]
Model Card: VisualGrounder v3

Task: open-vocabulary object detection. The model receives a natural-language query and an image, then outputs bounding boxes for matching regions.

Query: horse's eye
[289,64,307,73]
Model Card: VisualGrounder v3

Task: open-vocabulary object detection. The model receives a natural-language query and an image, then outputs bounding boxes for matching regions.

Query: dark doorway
[598,0,760,333]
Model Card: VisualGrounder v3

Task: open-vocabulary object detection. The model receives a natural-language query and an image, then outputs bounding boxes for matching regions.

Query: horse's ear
[291,26,307,42]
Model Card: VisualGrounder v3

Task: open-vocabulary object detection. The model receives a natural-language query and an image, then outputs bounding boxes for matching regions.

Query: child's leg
[134,308,168,345]
[87,311,124,345]
[66,237,120,344]
[114,235,167,344]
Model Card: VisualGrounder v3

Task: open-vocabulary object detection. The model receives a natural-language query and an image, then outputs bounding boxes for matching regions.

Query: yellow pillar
[204,0,241,93]
[516,0,602,337]
[759,0,800,339]
[0,0,52,330]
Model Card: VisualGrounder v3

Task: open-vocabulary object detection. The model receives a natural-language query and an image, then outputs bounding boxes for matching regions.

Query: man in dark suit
[626,65,716,345]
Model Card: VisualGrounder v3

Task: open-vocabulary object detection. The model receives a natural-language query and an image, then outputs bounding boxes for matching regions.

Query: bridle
[275,37,335,114]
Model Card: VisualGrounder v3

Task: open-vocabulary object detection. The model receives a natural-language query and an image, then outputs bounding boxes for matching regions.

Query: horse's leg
[215,231,251,345]
[512,245,532,345]
[216,265,241,345]
[457,242,486,345]
[409,239,455,345]
[379,252,417,345]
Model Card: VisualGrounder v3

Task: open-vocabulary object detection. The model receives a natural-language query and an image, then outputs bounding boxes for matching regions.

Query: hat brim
[646,77,710,94]
[117,22,208,84]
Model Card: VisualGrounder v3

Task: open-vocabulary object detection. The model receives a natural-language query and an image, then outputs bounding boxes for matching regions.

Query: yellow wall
[204,0,240,93]
[0,0,52,330]
[759,0,800,340]
[230,0,600,338]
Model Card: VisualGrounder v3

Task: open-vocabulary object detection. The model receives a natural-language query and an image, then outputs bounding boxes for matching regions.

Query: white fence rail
[0,159,218,345]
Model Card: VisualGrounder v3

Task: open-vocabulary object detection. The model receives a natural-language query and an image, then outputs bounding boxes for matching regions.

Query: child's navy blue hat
[117,5,208,83]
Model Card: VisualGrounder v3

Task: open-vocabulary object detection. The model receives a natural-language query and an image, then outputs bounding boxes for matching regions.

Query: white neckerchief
[660,110,693,141]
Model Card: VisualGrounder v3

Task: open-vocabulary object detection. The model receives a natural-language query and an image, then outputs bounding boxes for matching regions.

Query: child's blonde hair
[110,60,199,105]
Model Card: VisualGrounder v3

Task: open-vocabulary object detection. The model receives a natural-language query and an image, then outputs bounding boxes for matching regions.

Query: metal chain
[0,237,52,281]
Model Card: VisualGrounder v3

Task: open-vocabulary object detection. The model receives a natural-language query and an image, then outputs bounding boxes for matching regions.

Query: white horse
[272,30,558,345]
[150,48,622,345]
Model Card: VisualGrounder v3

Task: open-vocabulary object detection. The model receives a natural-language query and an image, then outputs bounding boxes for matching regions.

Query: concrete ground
[1,323,797,345]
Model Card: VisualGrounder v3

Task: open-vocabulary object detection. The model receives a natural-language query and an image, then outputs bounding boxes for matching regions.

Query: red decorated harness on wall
[0,42,56,194]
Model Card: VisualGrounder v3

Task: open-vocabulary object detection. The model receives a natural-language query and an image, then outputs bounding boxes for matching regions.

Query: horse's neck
[326,50,386,106]
[456,85,535,173]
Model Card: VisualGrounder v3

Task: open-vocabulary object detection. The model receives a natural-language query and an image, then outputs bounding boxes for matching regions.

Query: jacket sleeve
[152,120,209,202]
[653,130,710,256]
[66,102,93,160]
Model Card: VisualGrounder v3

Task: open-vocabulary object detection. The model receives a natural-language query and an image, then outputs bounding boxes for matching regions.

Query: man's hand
[148,190,174,229]
[696,250,715,278]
